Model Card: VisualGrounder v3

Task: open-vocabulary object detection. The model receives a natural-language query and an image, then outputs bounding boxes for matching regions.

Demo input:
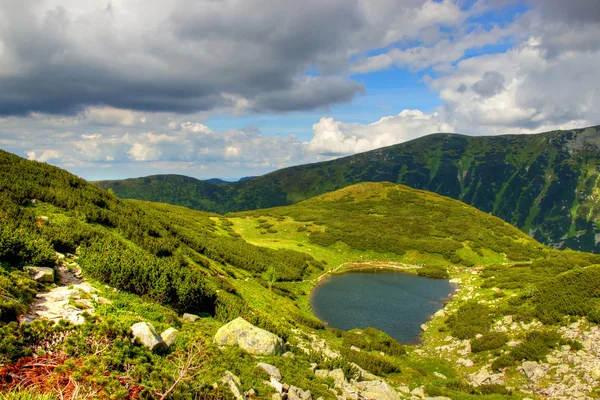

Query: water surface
[311,270,455,344]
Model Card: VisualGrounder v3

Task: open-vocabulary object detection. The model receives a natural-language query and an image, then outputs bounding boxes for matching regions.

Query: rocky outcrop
[131,322,168,352]
[352,380,401,400]
[214,317,284,355]
[23,266,55,283]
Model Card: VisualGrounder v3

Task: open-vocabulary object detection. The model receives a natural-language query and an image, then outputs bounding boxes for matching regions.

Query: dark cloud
[530,0,600,24]
[0,0,370,116]
[471,71,505,98]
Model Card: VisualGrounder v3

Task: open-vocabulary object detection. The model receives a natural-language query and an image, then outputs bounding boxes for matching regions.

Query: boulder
[160,327,179,347]
[23,266,55,283]
[131,322,168,352]
[214,317,284,355]
[410,386,425,398]
[182,313,201,322]
[257,362,282,381]
[354,380,401,400]
[329,369,346,388]
[221,371,246,400]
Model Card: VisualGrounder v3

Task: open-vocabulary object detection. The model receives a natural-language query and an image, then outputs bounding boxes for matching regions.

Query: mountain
[4,149,600,399]
[96,125,600,253]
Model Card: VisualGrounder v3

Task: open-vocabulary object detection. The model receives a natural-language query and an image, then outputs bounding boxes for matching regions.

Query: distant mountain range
[95,125,600,253]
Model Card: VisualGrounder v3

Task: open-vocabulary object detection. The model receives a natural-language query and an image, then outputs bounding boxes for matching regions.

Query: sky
[1,0,599,181]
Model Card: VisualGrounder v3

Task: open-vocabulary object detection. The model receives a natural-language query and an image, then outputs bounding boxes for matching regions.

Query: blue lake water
[310,270,455,344]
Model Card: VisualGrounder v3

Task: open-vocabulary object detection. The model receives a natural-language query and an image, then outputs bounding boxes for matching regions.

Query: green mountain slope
[96,125,600,253]
[5,150,600,398]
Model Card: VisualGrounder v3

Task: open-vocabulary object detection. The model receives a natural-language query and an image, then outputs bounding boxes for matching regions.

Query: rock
[214,317,285,355]
[272,394,282,400]
[592,369,600,380]
[547,355,560,364]
[245,388,256,398]
[131,322,167,352]
[23,266,55,283]
[449,278,461,284]
[521,361,546,381]
[182,313,200,322]
[288,386,311,400]
[56,252,65,260]
[561,344,571,351]
[507,340,520,347]
[221,371,246,400]
[314,369,330,379]
[350,345,361,352]
[397,385,410,394]
[433,372,447,380]
[420,324,428,331]
[456,358,474,367]
[426,397,452,400]
[329,369,346,388]
[309,363,318,371]
[475,333,483,339]
[468,368,492,386]
[434,309,445,318]
[257,362,282,381]
[353,380,401,400]
[160,327,178,347]
[268,377,283,393]
[281,351,295,358]
[350,362,378,381]
[410,386,425,398]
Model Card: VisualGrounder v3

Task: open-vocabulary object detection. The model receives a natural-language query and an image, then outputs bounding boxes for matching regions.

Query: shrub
[471,332,508,353]
[446,302,494,339]
[417,266,449,279]
[340,349,400,375]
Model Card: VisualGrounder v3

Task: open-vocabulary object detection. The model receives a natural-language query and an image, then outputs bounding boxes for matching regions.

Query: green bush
[417,266,449,279]
[340,348,400,375]
[446,302,494,339]
[471,332,508,353]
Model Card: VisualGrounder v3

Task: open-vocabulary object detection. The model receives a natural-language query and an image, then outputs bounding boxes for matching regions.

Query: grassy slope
[5,151,600,398]
[96,125,600,253]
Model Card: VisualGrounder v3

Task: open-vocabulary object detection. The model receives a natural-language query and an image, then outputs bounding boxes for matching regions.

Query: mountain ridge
[95,125,600,253]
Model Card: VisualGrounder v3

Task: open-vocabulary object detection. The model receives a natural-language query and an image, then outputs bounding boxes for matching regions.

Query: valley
[3,150,600,399]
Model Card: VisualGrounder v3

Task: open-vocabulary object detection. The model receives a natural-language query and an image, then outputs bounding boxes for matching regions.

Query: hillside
[4,150,600,399]
[96,125,600,253]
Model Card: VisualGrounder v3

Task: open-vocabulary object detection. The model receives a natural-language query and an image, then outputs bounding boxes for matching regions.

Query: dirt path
[20,265,104,325]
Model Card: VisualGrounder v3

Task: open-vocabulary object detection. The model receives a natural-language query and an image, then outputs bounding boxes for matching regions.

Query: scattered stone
[353,380,401,400]
[288,386,312,400]
[160,327,178,347]
[397,385,410,394]
[475,333,483,339]
[420,324,428,331]
[23,266,55,283]
[521,361,546,381]
[257,362,282,381]
[434,309,445,318]
[272,394,282,400]
[282,351,295,358]
[214,317,285,355]
[56,252,65,260]
[309,363,318,371]
[182,313,200,322]
[433,372,447,380]
[314,369,329,379]
[410,386,425,398]
[131,322,168,352]
[221,371,246,400]
[350,362,378,381]
[350,345,361,352]
[456,358,474,367]
[245,388,256,398]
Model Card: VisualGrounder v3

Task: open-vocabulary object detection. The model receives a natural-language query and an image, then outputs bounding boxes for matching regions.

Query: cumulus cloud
[307,110,453,156]
[0,0,471,117]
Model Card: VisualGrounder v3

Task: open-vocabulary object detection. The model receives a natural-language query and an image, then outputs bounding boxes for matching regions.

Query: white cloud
[308,110,454,155]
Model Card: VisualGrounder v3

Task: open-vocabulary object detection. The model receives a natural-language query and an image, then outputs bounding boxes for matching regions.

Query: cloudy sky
[1,0,599,180]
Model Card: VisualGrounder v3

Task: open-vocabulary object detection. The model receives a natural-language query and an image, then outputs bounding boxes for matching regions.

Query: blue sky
[0,0,598,180]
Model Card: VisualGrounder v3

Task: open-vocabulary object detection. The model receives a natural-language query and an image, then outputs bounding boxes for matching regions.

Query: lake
[310,270,456,344]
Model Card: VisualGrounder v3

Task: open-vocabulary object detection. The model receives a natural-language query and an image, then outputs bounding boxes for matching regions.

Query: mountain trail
[20,263,108,326]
